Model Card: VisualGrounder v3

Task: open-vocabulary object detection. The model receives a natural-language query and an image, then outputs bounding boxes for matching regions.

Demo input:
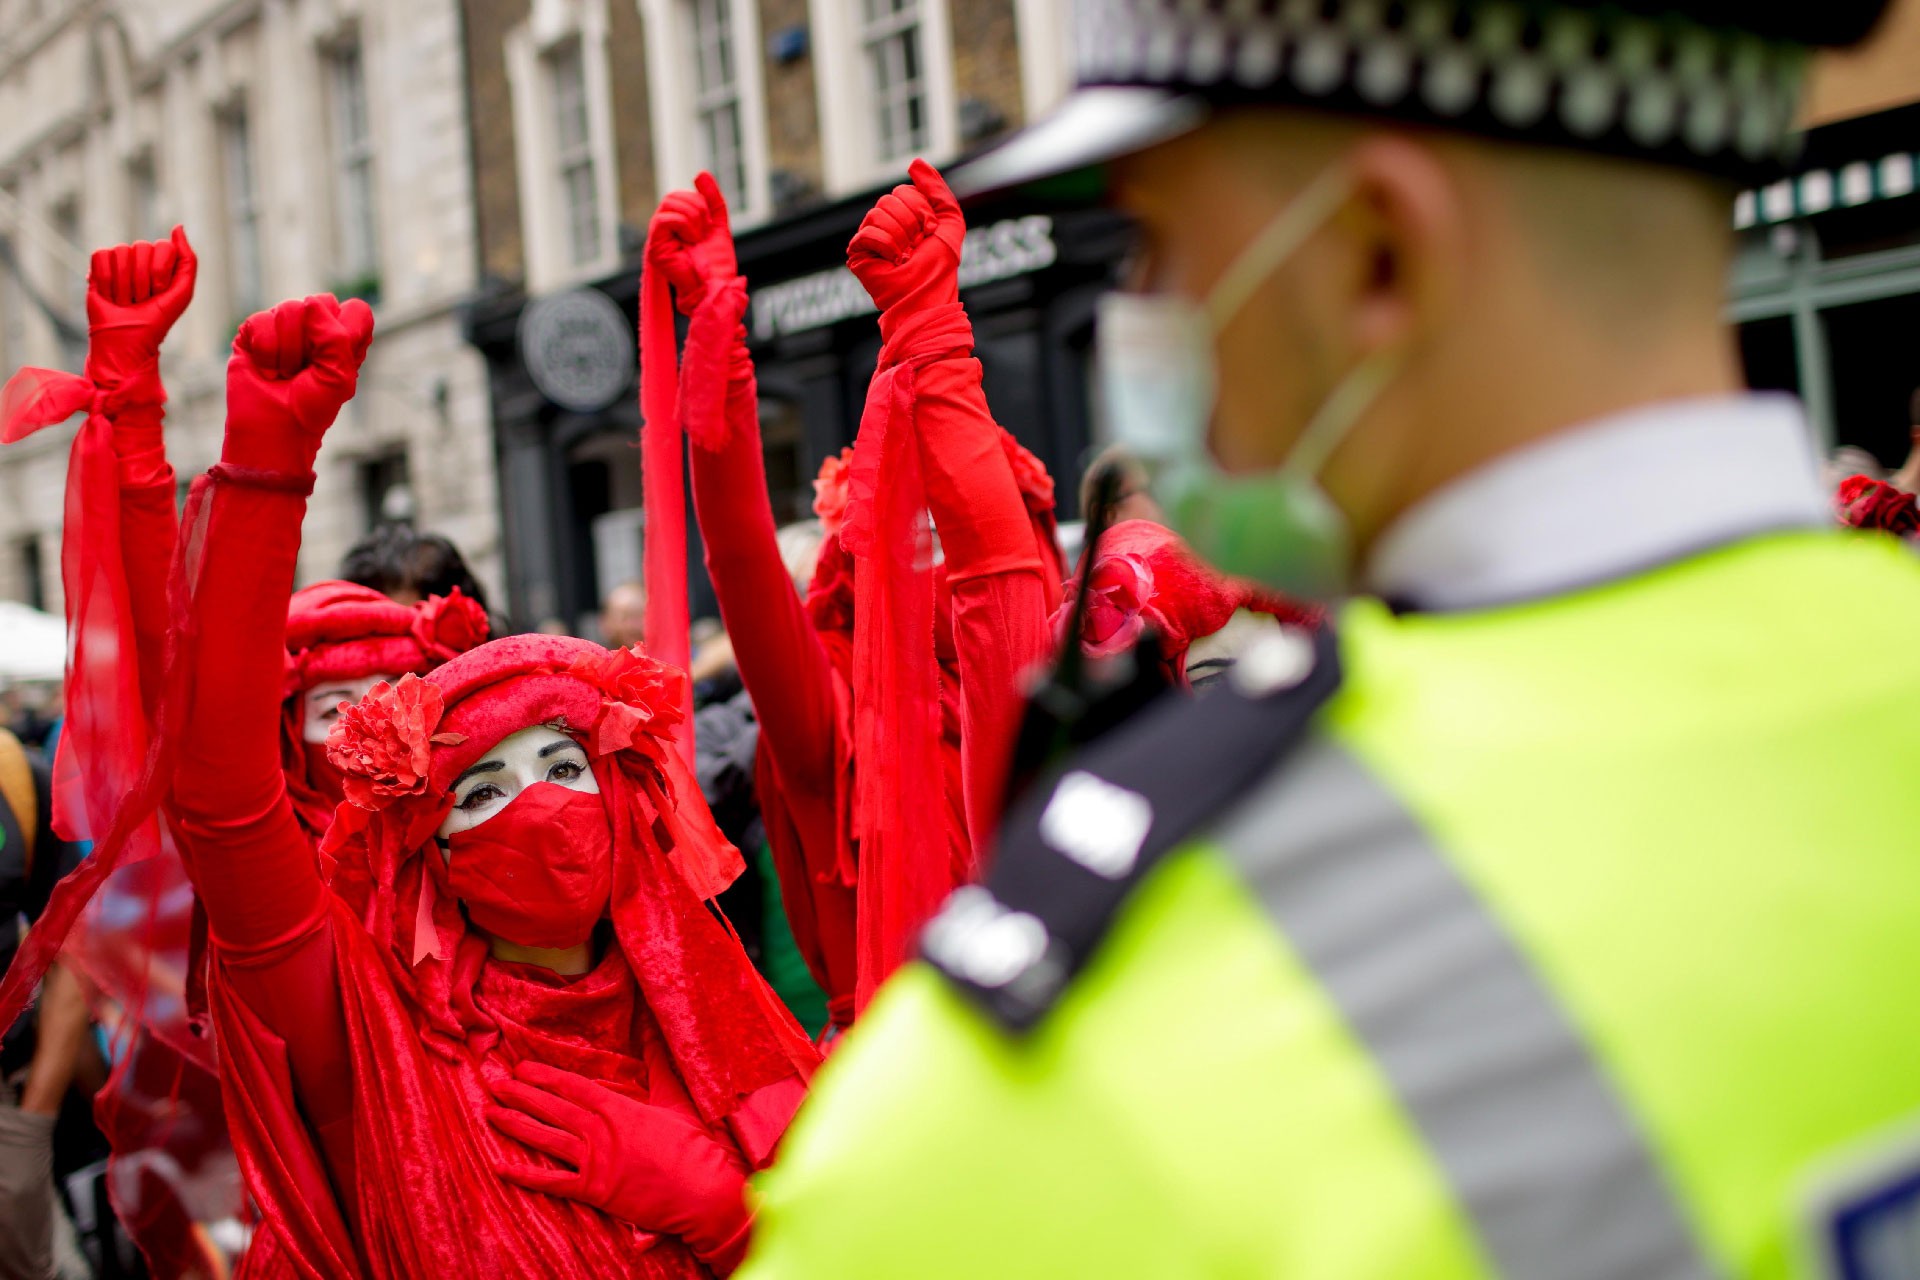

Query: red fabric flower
[998,428,1054,517]
[568,646,689,758]
[811,448,855,537]
[1836,474,1919,537]
[1077,552,1153,656]
[805,534,855,639]
[326,676,463,810]
[414,588,490,659]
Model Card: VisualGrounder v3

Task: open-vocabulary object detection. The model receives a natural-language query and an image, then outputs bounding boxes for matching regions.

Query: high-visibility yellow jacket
[741,530,1920,1279]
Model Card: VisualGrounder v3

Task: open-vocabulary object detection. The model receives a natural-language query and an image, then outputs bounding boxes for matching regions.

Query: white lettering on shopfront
[750,215,1059,341]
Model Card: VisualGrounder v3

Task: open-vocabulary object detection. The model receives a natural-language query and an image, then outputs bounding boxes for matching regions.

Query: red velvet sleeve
[689,370,860,1017]
[898,350,1052,857]
[688,379,845,838]
[166,476,356,1187]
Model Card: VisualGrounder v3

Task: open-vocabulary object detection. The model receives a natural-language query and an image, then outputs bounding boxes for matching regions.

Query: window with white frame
[328,40,380,286]
[549,41,603,269]
[810,0,955,192]
[862,0,929,165]
[688,0,746,208]
[222,104,264,316]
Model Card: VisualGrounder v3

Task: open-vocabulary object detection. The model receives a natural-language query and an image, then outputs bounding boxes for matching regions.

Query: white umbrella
[0,599,66,685]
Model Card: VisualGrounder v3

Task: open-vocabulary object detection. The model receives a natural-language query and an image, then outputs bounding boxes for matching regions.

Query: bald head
[601,581,648,651]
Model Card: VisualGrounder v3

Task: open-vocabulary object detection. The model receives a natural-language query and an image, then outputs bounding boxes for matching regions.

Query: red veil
[217,635,815,1277]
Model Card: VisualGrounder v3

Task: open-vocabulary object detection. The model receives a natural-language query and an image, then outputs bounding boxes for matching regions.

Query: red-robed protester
[643,164,1057,1024]
[1058,519,1324,689]
[156,294,813,1277]
[280,580,491,841]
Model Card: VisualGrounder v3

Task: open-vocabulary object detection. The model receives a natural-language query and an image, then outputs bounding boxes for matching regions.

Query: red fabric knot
[206,462,318,496]
[410,589,491,663]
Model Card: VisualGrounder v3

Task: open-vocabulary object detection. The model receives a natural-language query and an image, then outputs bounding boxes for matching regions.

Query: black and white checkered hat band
[1075,0,1810,177]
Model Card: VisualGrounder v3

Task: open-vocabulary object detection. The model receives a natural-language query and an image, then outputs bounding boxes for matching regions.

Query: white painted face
[437,726,599,838]
[1184,609,1285,688]
[301,673,401,744]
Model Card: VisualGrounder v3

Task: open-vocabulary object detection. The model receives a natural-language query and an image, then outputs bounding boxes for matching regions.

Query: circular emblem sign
[517,287,636,414]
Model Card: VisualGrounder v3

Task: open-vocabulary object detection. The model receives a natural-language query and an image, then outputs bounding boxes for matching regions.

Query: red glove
[221,295,374,478]
[847,159,965,323]
[488,1061,753,1273]
[85,227,197,486]
[648,172,739,315]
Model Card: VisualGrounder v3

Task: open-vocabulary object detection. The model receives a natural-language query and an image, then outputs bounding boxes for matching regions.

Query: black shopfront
[467,184,1127,635]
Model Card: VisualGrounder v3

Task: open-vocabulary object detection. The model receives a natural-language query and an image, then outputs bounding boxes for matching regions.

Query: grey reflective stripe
[1214,738,1719,1280]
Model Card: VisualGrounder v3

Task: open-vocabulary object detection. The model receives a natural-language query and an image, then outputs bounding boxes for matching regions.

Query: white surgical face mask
[1096,164,1401,600]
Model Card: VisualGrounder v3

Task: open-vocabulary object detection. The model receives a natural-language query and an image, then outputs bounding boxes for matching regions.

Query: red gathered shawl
[1057,519,1324,687]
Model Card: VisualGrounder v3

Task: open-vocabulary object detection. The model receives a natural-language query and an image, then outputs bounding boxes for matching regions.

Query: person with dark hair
[1077,442,1164,536]
[340,521,495,619]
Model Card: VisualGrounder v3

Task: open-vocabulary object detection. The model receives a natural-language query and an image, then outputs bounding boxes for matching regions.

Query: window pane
[331,44,379,280]
[224,109,263,314]
[564,161,600,266]
[552,44,589,154]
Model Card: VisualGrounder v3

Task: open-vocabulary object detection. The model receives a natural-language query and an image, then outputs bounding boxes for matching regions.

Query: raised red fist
[84,226,198,396]
[221,294,375,476]
[647,172,738,313]
[846,158,966,315]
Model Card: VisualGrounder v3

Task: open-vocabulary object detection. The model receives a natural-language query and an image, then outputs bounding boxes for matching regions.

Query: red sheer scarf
[639,235,695,768]
[838,305,977,1009]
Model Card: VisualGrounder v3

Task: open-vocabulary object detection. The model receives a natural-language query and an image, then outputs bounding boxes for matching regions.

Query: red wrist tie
[205,463,317,496]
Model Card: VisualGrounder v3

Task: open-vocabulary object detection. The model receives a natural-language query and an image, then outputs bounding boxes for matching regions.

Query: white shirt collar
[1363,394,1829,612]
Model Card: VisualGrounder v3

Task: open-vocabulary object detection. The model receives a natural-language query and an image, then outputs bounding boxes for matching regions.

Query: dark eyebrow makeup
[452,759,506,789]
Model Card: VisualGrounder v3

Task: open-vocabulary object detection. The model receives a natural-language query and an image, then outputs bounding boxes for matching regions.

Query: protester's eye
[457,783,504,811]
[548,758,585,784]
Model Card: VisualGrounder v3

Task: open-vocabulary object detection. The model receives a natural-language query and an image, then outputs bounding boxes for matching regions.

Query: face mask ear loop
[1203,164,1356,334]
[1279,347,1404,482]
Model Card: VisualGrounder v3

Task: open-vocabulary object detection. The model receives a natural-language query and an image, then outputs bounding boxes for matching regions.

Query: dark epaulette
[923,622,1343,1033]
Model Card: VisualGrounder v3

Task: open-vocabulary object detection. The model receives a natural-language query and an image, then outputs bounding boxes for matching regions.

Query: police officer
[741,0,1920,1275]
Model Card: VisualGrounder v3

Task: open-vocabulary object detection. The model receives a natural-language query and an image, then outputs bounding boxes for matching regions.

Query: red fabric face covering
[445,781,613,950]
[300,738,348,812]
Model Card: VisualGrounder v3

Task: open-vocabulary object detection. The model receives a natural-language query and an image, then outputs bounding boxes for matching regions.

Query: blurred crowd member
[1077,442,1165,537]
[1058,519,1321,690]
[0,726,91,1280]
[339,521,496,619]
[743,1,1920,1275]
[1891,389,1920,493]
[645,166,1059,1032]
[599,579,649,650]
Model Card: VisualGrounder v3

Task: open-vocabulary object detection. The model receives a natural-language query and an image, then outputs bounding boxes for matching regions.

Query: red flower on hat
[326,676,465,810]
[568,646,688,758]
[1836,474,1920,537]
[414,588,490,659]
[1074,553,1154,658]
[998,428,1054,516]
[812,447,855,537]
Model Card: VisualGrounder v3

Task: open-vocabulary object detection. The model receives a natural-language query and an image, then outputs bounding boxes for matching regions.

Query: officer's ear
[1337,133,1466,361]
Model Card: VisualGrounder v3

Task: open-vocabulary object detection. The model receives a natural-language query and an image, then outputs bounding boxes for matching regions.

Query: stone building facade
[461,0,1087,631]
[0,0,501,614]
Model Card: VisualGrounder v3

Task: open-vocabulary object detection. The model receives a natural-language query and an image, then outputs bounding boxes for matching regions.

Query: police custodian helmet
[954,0,1897,196]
